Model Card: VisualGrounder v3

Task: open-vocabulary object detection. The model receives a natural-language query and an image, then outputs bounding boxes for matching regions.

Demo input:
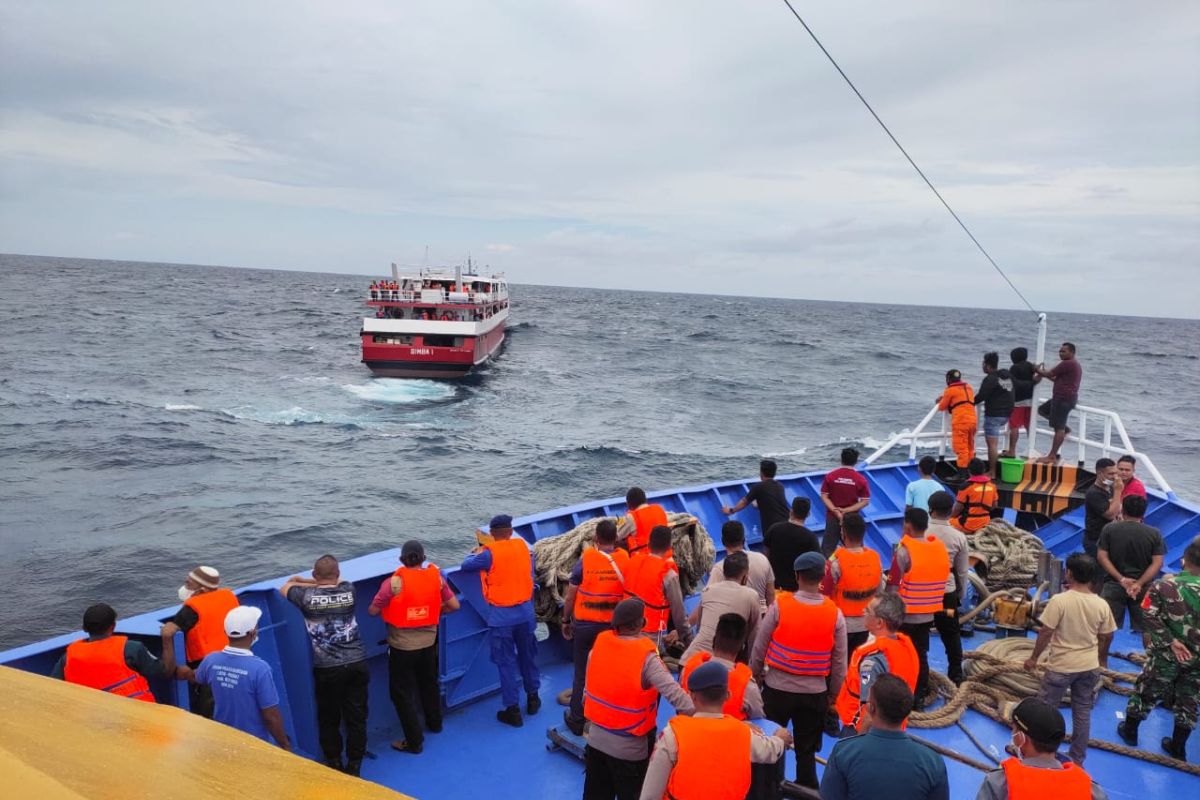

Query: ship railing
[368,289,497,303]
[863,402,1175,498]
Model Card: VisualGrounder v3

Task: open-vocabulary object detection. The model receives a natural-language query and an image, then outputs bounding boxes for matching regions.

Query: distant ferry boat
[360,261,509,378]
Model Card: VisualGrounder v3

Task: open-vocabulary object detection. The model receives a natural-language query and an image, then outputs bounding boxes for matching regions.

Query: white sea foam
[763,447,808,458]
[341,381,456,404]
[164,403,203,412]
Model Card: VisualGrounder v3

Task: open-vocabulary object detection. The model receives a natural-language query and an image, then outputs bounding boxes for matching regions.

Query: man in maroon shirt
[820,448,871,557]
[1034,342,1082,464]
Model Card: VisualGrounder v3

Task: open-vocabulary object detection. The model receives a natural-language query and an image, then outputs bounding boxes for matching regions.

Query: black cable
[778,0,1039,315]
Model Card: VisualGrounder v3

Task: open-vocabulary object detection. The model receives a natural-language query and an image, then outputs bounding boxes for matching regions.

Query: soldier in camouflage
[1116,534,1200,762]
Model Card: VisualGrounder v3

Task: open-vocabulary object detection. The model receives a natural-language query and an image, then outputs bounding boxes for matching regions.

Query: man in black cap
[640,659,791,800]
[976,697,1108,799]
[750,550,848,790]
[461,514,542,727]
[368,540,460,757]
[583,598,693,800]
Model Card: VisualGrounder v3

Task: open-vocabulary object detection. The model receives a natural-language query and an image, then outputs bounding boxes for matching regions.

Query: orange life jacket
[583,631,659,735]
[834,633,919,729]
[575,547,629,624]
[63,636,154,702]
[481,538,534,608]
[626,504,669,554]
[831,547,883,618]
[952,480,999,533]
[941,381,977,425]
[182,588,239,663]
[897,535,951,615]
[765,593,839,676]
[680,653,752,720]
[663,715,752,800]
[624,552,673,634]
[381,564,443,628]
[1000,757,1093,800]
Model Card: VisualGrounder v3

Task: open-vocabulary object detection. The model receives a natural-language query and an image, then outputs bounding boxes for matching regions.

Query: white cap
[224,605,262,638]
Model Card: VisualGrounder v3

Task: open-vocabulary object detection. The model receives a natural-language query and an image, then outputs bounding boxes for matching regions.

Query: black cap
[946,369,962,382]
[611,598,645,629]
[1011,698,1065,742]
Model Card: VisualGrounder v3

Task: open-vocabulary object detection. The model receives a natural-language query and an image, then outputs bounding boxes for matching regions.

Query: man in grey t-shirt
[281,554,368,774]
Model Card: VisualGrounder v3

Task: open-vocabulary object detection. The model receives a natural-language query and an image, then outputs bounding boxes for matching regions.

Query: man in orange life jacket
[888,508,951,709]
[680,613,764,719]
[822,511,885,653]
[977,697,1108,800]
[952,458,999,534]
[640,660,791,800]
[623,525,691,650]
[582,598,694,800]
[750,550,848,790]
[160,565,239,718]
[617,486,668,555]
[460,514,542,727]
[369,540,460,756]
[834,591,919,736]
[938,368,978,471]
[54,603,186,701]
[562,519,629,736]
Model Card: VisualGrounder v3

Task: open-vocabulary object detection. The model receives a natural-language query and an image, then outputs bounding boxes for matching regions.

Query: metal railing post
[1077,410,1087,466]
[938,411,947,459]
[1028,312,1047,460]
[1102,417,1113,460]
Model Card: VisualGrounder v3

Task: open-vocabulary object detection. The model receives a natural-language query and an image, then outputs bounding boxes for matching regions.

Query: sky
[1,2,1197,317]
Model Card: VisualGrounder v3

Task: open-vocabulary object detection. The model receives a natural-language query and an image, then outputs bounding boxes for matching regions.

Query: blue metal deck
[3,460,1198,798]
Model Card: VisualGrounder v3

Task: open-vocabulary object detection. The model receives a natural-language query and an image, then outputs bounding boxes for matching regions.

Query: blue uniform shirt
[460,542,537,627]
[195,646,281,743]
[905,478,943,512]
[820,728,949,800]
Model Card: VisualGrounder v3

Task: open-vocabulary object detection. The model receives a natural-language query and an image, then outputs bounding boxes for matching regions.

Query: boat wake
[340,381,457,404]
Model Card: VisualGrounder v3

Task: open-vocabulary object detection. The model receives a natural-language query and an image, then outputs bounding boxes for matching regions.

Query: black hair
[721,520,746,547]
[649,525,673,553]
[918,455,937,476]
[904,507,929,532]
[1010,347,1028,363]
[1062,342,1076,354]
[869,673,914,726]
[760,459,778,479]
[83,603,117,635]
[1185,535,1200,570]
[968,458,987,477]
[1095,457,1116,472]
[595,518,618,544]
[1118,455,1137,465]
[791,496,811,518]
[626,487,647,508]
[314,554,339,578]
[694,685,729,705]
[1121,494,1147,520]
[928,490,955,516]
[840,512,866,542]
[712,613,748,655]
[983,351,999,369]
[1066,552,1098,585]
[722,550,750,580]
[841,448,859,467]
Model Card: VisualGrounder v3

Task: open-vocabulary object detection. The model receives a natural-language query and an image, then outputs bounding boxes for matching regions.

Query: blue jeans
[984,415,1008,438]
[489,621,541,708]
[1039,668,1100,765]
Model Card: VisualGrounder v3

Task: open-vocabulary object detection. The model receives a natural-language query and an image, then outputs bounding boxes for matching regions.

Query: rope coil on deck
[970,520,1048,592]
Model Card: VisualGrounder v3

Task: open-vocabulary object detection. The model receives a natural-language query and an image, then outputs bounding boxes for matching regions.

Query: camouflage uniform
[1123,572,1200,729]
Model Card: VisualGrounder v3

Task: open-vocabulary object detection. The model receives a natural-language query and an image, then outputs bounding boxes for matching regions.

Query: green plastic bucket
[998,457,1026,484]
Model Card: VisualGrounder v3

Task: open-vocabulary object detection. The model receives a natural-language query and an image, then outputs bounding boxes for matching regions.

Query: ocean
[2,253,1197,649]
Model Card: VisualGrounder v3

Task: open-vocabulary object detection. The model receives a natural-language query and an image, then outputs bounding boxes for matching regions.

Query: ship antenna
[778,0,1039,316]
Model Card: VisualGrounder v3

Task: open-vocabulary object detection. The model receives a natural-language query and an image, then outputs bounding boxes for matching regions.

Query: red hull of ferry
[361,323,506,379]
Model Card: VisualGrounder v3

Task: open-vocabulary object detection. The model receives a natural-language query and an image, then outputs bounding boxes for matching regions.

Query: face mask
[1102,478,1114,487]
[178,585,195,602]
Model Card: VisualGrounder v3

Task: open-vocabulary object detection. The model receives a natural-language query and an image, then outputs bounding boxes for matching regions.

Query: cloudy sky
[1,2,1197,317]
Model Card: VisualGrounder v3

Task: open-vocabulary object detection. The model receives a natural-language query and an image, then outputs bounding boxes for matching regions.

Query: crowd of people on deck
[50,338,1198,799]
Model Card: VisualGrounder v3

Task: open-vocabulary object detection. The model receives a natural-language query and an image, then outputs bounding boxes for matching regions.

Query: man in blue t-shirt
[194,606,290,750]
[904,456,943,513]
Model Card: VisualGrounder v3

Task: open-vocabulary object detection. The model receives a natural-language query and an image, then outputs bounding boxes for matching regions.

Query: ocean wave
[763,447,808,458]
[341,381,457,404]
[1130,351,1197,360]
[871,351,903,360]
[219,405,364,429]
[164,403,203,412]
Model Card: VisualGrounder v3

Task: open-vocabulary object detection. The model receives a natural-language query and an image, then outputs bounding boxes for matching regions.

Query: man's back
[905,478,943,512]
[746,479,790,533]
[763,521,819,591]
[681,580,761,662]
[195,648,280,743]
[820,729,949,800]
[709,550,774,607]
[1098,521,1164,579]
[286,581,366,668]
[1040,590,1116,673]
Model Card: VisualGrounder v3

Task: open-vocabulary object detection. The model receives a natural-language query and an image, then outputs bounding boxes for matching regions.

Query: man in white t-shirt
[1024,553,1117,766]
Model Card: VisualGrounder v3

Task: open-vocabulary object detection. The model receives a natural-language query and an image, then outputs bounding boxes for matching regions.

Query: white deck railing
[863,402,1175,499]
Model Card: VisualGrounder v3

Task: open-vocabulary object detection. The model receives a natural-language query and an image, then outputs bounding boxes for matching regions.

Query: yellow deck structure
[0,666,413,800]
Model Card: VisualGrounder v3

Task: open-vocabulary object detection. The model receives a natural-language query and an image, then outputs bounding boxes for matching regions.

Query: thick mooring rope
[532,512,715,625]
[970,519,1048,591]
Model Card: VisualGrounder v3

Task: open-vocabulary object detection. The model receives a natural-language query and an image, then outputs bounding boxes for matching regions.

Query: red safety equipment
[381,564,444,628]
[583,631,659,735]
[626,503,669,554]
[481,538,534,607]
[64,636,154,702]
[574,547,629,624]
[663,715,752,800]
[1000,757,1093,799]
[952,480,999,533]
[831,547,883,618]
[624,553,673,634]
[680,653,752,720]
[897,535,951,615]
[182,588,239,663]
[764,594,838,676]
[834,633,919,729]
